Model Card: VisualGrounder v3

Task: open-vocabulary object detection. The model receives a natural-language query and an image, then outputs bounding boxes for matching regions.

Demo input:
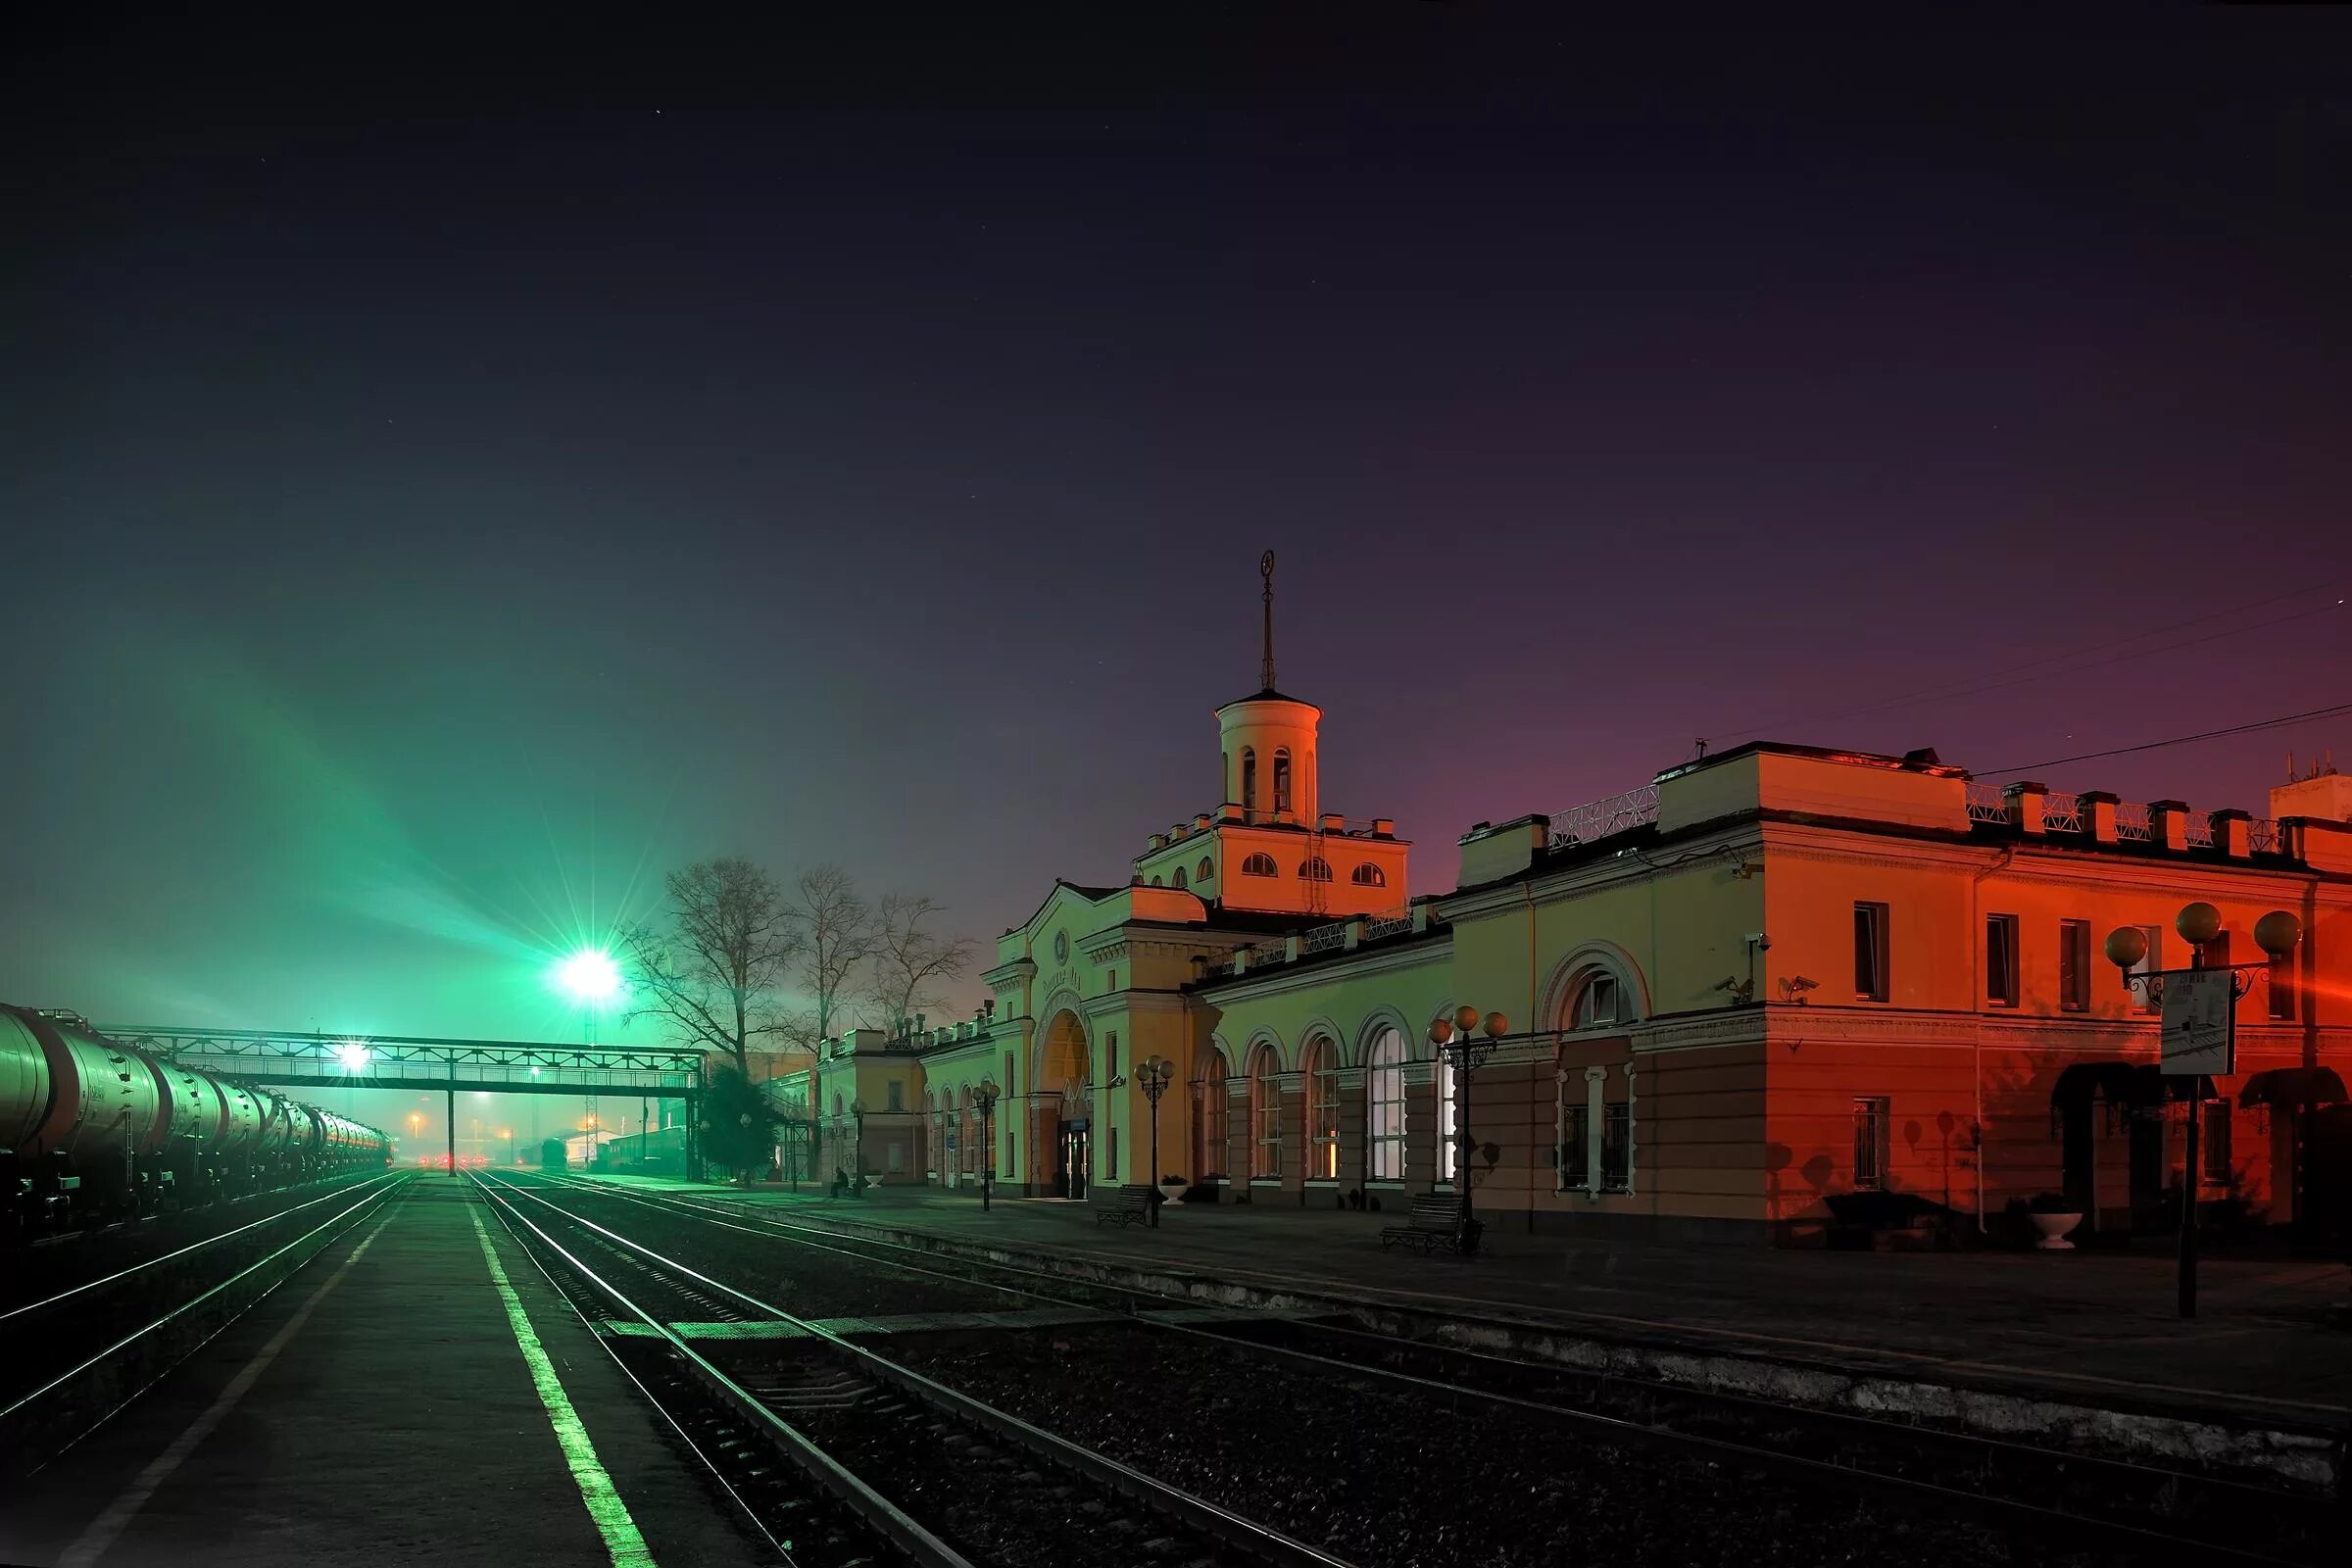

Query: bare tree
[862,893,974,1039]
[619,857,803,1076]
[780,863,876,1053]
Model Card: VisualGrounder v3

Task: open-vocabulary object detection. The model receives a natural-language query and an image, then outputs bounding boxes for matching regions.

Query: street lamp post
[972,1078,1001,1212]
[2103,904,2302,1319]
[1428,1004,1508,1255]
[849,1097,867,1196]
[1138,1055,1175,1228]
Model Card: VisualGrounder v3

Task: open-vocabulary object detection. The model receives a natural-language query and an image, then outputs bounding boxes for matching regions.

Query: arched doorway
[1040,1009,1093,1200]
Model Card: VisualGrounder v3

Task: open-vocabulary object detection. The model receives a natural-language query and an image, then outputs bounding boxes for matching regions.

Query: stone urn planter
[2031,1211,2082,1250]
[1156,1179,1189,1206]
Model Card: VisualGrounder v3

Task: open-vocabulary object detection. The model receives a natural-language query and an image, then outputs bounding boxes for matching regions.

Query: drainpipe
[1526,878,1540,1230]
[1969,846,2016,1233]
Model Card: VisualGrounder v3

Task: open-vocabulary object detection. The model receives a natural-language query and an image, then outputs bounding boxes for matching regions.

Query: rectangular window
[1560,1102,1591,1192]
[2202,1101,2231,1185]
[1309,1064,1340,1179]
[887,1140,906,1174]
[2129,925,2161,1012]
[1854,904,1889,1001]
[1986,914,2019,1006]
[887,1081,903,1112]
[1367,1053,1404,1181]
[1108,1126,1119,1185]
[2059,920,2091,1011]
[1599,1102,1630,1193]
[2268,950,2296,1021]
[1853,1096,1891,1190]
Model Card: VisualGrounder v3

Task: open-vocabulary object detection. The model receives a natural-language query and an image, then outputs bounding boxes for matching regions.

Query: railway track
[475,1170,1360,1568]
[0,1169,410,1478]
[538,1174,2342,1568]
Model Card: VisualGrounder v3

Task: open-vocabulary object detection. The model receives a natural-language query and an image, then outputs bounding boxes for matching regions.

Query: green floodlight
[555,948,623,1005]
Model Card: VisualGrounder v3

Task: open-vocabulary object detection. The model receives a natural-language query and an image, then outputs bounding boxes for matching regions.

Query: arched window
[1172,865,1188,890]
[1250,1045,1282,1180]
[1567,971,1628,1031]
[1150,875,1162,886]
[1273,750,1293,814]
[1303,1037,1340,1179]
[1298,857,1333,881]
[1242,748,1257,811]
[833,1091,845,1118]
[1242,853,1279,877]
[1197,857,1214,882]
[1350,863,1385,887]
[1364,1027,1404,1180]
[958,1086,974,1175]
[1195,1049,1229,1177]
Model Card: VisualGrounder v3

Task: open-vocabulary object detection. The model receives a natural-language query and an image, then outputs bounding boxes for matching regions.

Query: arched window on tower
[1242,853,1279,877]
[1350,863,1386,887]
[1273,750,1293,814]
[1197,857,1215,883]
[1172,865,1188,890]
[1241,749,1257,812]
[1298,857,1333,881]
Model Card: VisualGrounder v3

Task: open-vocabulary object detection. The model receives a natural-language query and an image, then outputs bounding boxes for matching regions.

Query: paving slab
[0,1176,772,1568]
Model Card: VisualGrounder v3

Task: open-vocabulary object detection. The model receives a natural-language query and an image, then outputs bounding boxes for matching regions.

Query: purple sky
[5,10,2348,1045]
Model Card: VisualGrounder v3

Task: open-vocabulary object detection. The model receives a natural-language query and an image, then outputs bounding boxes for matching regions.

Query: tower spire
[1259,549,1276,692]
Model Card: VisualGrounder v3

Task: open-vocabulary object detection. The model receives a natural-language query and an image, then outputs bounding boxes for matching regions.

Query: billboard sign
[2160,968,2233,1077]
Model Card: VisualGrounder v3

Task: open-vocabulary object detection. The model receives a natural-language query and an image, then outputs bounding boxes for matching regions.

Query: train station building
[814,611,2352,1246]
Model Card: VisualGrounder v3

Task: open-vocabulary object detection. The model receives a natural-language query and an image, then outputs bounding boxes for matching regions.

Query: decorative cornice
[984,958,1037,991]
[1194,933,1452,1004]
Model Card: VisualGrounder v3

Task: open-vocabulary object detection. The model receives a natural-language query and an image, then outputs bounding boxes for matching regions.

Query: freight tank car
[2,1005,389,1239]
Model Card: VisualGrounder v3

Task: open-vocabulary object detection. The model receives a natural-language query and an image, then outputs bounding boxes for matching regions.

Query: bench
[1096,1184,1157,1227]
[1379,1194,1465,1253]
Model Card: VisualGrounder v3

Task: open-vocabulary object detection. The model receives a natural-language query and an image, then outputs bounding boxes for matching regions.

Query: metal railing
[2040,792,2083,832]
[2183,810,2214,848]
[2115,802,2152,842]
[1364,906,1416,942]
[2250,818,2281,854]
[1547,784,1660,849]
[1300,922,1348,956]
[1964,782,2010,825]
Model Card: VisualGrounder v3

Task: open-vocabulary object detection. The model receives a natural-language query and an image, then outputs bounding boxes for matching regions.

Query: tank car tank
[4,1004,392,1239]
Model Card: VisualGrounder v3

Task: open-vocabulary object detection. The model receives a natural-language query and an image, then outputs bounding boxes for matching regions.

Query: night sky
[7,10,2349,1074]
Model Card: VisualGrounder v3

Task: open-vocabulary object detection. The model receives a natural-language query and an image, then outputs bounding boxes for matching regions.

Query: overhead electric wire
[1975,701,2352,777]
[1715,580,2347,745]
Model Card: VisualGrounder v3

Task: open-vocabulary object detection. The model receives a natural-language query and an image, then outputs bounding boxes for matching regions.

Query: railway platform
[0,1176,766,1568]
[585,1173,2352,1443]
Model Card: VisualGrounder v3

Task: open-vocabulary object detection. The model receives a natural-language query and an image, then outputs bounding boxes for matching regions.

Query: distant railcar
[1,1004,390,1240]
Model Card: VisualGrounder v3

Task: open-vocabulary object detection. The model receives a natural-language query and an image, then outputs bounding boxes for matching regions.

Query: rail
[2115,802,2153,842]
[2251,818,2282,853]
[1964,781,2010,825]
[2040,791,2083,832]
[0,1173,408,1473]
[1364,905,1416,942]
[1546,784,1660,849]
[1300,922,1348,956]
[2184,809,2215,848]
[548,1175,2331,1564]
[482,1173,1358,1568]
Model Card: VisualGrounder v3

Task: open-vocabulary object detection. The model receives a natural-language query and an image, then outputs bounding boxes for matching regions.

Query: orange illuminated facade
[876,566,2351,1244]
